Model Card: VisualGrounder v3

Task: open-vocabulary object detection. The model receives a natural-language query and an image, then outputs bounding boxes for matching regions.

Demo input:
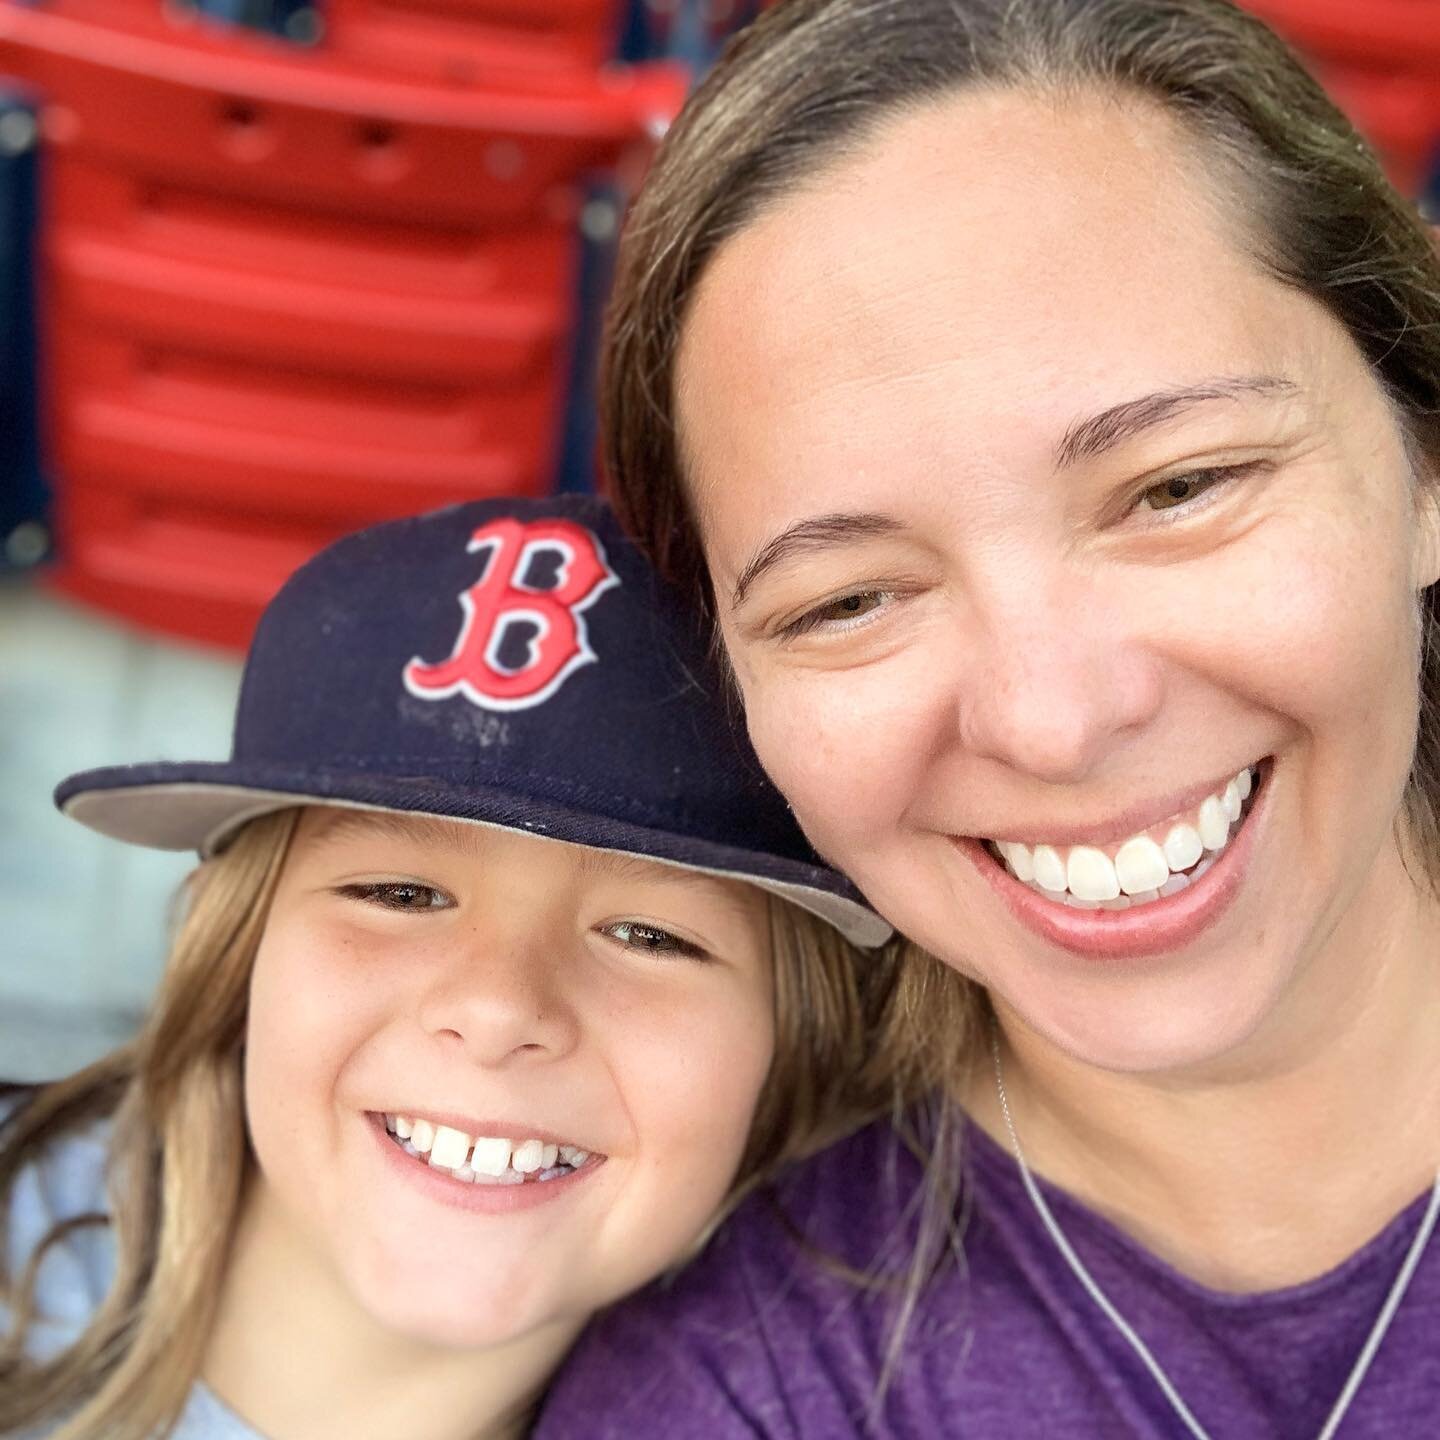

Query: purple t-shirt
[535,1117,1440,1438]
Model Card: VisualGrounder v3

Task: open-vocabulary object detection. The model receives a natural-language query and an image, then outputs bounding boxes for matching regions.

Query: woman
[532,1,1440,1437]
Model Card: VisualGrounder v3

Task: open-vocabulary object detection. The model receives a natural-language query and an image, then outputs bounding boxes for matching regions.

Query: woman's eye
[341,882,451,913]
[1137,467,1230,513]
[603,921,708,961]
[784,588,889,637]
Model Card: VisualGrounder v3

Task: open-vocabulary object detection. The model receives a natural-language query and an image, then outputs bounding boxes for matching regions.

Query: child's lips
[367,1112,604,1213]
[376,1110,600,1185]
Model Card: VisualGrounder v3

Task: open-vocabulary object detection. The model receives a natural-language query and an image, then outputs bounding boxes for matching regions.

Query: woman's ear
[1411,429,1440,587]
[1414,466,1440,592]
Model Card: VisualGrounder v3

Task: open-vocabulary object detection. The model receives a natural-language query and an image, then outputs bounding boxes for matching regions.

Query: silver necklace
[989,1026,1440,1440]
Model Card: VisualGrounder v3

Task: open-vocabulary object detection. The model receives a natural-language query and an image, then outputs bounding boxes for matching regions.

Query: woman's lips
[956,763,1270,960]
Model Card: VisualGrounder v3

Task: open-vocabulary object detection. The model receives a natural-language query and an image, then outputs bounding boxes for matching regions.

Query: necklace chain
[989,1025,1440,1440]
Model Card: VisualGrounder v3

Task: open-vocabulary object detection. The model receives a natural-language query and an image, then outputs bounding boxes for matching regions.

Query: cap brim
[55,761,893,949]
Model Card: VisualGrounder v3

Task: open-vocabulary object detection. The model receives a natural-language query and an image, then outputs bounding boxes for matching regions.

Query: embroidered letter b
[404,518,618,710]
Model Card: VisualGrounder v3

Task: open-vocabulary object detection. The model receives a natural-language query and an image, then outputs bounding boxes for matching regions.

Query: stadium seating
[0,0,681,647]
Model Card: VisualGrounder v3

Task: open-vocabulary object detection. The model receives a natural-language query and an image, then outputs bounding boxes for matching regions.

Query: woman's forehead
[682,93,1229,372]
[674,87,1361,547]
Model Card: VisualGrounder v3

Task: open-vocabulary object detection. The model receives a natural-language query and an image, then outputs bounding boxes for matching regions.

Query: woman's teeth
[383,1113,592,1185]
[990,766,1257,911]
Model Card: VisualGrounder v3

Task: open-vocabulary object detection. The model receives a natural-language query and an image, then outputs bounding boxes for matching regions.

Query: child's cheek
[628,980,773,1186]
[242,914,384,1189]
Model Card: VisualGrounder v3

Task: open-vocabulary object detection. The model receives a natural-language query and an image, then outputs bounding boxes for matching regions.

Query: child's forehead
[294,806,767,905]
[299,806,502,856]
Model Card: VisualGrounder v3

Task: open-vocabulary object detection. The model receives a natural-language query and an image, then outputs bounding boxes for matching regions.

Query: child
[0,495,916,1440]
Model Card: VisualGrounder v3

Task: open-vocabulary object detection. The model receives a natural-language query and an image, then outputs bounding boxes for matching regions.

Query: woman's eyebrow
[731,512,905,608]
[728,378,1297,610]
[1054,374,1298,470]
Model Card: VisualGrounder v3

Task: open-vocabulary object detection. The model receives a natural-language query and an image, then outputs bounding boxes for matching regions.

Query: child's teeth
[1114,836,1168,895]
[1066,846,1120,902]
[470,1137,511,1177]
[512,1139,545,1174]
[991,765,1258,910]
[1163,823,1203,871]
[385,1119,590,1183]
[428,1124,470,1170]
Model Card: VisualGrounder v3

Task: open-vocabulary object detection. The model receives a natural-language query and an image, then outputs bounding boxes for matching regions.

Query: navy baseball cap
[55,495,891,948]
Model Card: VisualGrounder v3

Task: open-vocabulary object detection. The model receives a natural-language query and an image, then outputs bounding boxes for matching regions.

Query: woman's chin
[994,966,1279,1078]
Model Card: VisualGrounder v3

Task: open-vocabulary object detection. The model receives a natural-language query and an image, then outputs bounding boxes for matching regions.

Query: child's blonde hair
[1,808,969,1440]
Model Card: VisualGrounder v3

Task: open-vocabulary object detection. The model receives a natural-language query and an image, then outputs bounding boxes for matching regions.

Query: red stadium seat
[0,4,682,648]
[1241,0,1440,70]
[1311,63,1440,198]
[1239,0,1440,200]
[322,0,628,81]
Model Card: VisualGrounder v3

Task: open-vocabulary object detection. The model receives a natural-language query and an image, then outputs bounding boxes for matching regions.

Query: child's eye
[339,882,453,913]
[602,921,709,961]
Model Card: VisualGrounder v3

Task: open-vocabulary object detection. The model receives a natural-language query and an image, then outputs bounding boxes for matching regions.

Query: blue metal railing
[0,90,47,571]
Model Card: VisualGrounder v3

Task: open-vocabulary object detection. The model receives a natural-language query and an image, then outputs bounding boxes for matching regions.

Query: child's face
[242,807,775,1351]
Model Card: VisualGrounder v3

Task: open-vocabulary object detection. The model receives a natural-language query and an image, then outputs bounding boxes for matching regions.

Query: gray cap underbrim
[59,773,894,949]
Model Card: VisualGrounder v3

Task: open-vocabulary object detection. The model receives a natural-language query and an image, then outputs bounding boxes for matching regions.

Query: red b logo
[404,518,619,711]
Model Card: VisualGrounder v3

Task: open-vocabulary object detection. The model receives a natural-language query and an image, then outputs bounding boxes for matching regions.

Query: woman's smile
[981,761,1260,903]
[959,760,1270,960]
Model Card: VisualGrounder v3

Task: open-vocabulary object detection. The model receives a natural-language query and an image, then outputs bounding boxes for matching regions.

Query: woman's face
[243,808,773,1351]
[675,89,1440,1073]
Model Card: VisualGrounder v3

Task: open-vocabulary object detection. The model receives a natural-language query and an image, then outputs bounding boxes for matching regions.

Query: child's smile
[368,1111,604,1213]
[383,1112,595,1184]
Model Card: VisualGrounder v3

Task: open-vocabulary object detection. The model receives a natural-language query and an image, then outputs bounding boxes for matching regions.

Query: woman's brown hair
[0,807,962,1440]
[600,0,1440,884]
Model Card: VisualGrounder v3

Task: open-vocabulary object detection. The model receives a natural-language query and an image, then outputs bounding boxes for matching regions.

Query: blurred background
[1,0,1437,1081]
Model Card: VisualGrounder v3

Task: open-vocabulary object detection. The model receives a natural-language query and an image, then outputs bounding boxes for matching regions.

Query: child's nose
[417,941,581,1068]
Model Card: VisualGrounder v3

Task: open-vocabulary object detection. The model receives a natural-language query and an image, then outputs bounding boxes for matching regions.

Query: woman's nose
[417,937,581,1069]
[957,575,1164,784]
